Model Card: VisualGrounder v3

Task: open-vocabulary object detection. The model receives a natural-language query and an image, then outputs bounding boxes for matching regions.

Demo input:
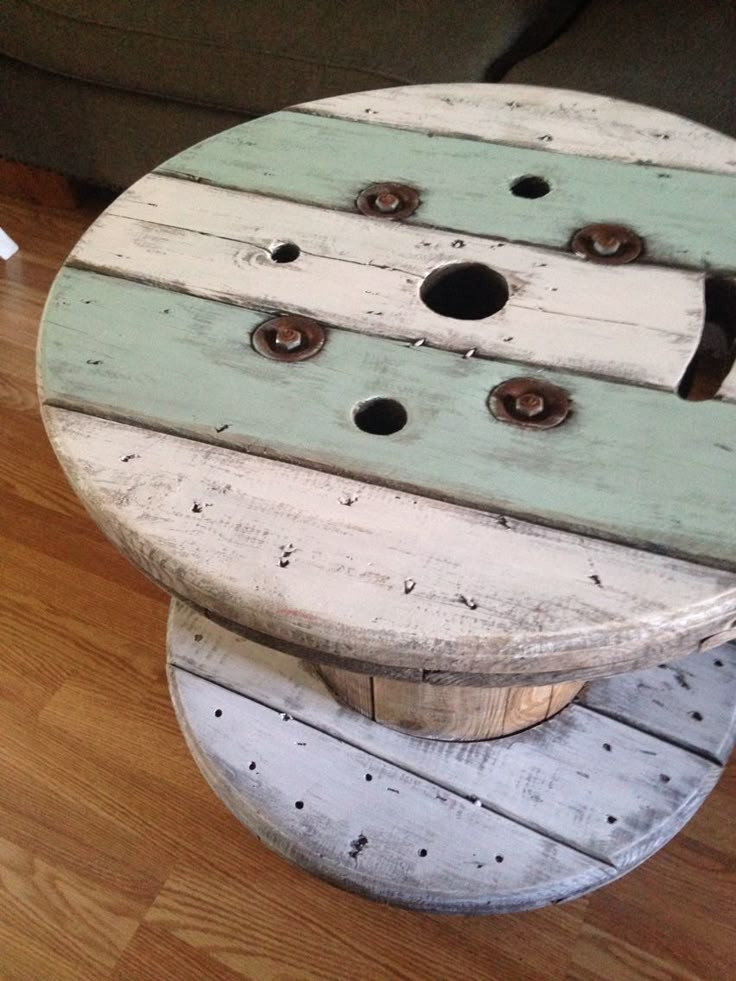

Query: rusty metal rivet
[251,315,326,362]
[356,182,420,220]
[489,377,571,430]
[571,223,643,264]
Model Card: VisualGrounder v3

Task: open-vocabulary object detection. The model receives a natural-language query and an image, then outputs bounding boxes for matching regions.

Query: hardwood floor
[1,192,734,980]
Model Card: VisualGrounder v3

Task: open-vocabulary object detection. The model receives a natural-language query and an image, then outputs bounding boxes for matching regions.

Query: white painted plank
[578,643,736,764]
[170,662,609,913]
[295,83,736,176]
[72,176,707,391]
[44,408,736,682]
[168,601,728,885]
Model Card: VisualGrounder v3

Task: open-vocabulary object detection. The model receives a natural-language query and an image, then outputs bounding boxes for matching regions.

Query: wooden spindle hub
[317,666,584,740]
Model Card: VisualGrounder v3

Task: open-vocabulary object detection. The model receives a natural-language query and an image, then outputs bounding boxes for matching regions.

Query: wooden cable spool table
[38,84,736,912]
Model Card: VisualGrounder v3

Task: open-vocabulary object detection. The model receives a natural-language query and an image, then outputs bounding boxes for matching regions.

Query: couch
[1,1,735,189]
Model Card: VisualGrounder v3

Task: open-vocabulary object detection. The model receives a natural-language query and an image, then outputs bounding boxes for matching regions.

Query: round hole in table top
[37,84,736,682]
[419,262,509,319]
[270,241,301,263]
[510,174,551,198]
[353,397,408,436]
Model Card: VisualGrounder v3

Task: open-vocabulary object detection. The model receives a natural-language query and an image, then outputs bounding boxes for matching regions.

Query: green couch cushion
[504,0,736,139]
[0,54,245,187]
[0,0,585,115]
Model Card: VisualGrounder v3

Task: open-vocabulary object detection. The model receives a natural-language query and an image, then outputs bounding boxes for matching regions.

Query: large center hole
[420,263,509,320]
[353,397,408,435]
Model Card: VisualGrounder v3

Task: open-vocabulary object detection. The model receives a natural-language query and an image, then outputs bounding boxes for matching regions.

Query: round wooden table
[38,84,736,910]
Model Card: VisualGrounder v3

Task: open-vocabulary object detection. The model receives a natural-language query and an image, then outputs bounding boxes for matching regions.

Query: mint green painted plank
[40,268,736,571]
[158,111,736,272]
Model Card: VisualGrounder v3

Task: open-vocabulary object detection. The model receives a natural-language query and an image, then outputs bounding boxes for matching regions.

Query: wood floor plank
[112,923,247,981]
[580,832,736,981]
[567,922,701,981]
[0,835,143,981]
[145,849,583,981]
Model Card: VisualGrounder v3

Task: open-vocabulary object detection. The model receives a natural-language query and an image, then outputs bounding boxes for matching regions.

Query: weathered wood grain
[371,674,511,740]
[168,601,734,910]
[159,106,736,272]
[92,173,706,390]
[322,667,585,741]
[294,84,736,175]
[317,665,374,719]
[169,666,609,914]
[39,269,736,571]
[578,647,736,764]
[549,682,586,719]
[42,407,736,680]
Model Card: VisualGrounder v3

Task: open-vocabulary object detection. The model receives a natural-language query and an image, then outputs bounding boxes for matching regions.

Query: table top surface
[38,83,736,683]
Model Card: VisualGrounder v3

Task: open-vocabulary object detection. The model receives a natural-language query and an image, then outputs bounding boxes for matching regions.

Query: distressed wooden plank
[42,407,736,680]
[158,108,736,271]
[578,643,736,764]
[169,662,609,914]
[168,600,730,880]
[83,175,707,391]
[39,270,736,571]
[295,84,736,175]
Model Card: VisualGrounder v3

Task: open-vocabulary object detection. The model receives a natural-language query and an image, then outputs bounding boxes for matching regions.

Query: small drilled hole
[295,800,304,809]
[214,709,222,718]
[353,397,408,435]
[365,773,373,782]
[660,774,671,783]
[602,743,612,752]
[691,711,704,721]
[271,242,300,263]
[715,659,724,667]
[495,855,504,863]
[607,815,618,825]
[249,761,257,771]
[510,175,550,199]
[418,848,428,857]
[420,263,509,319]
